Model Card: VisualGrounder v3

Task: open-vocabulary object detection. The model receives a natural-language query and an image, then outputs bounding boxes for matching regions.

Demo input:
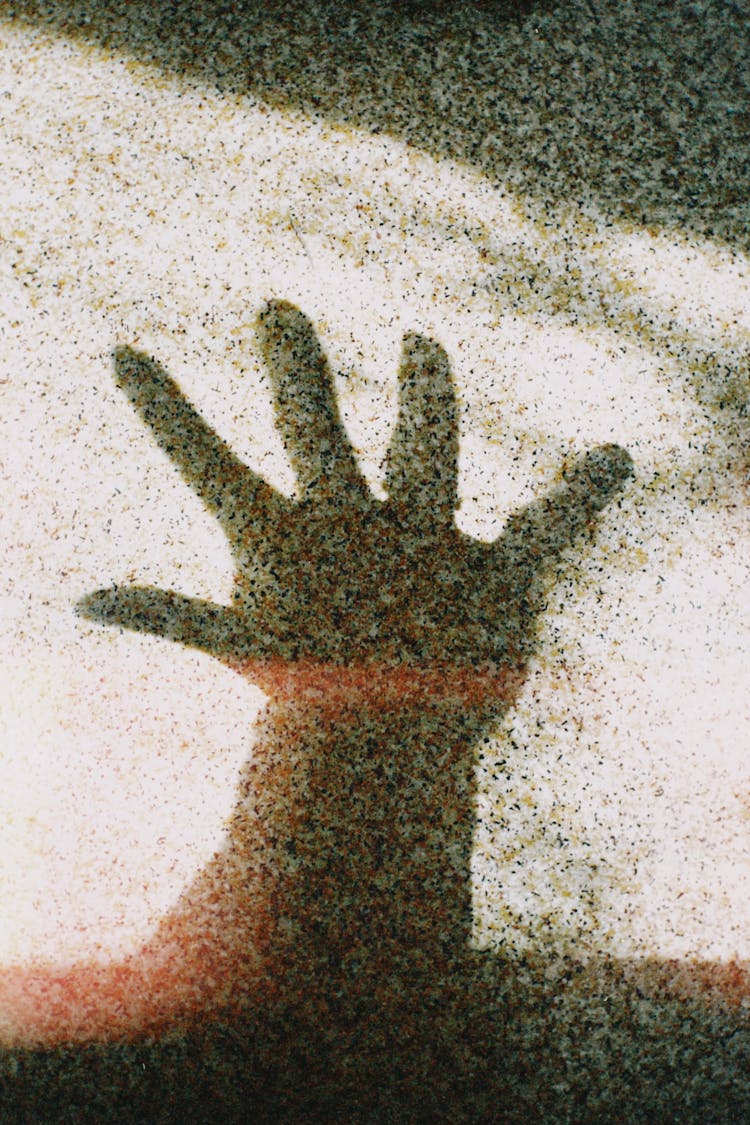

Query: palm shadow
[3,303,750,1122]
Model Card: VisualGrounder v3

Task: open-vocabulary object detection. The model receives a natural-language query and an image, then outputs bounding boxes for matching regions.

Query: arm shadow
[5,308,747,1122]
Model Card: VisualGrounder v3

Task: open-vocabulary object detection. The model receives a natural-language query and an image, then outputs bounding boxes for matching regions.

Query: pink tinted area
[0,911,269,1046]
[227,658,529,711]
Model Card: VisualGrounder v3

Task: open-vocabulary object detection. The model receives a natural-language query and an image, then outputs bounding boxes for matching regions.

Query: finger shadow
[385,331,459,523]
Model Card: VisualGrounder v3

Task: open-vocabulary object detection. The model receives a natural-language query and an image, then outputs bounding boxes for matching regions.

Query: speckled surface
[1,0,749,1121]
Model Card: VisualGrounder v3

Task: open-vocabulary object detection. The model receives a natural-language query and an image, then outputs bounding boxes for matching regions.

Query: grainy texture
[0,0,749,1121]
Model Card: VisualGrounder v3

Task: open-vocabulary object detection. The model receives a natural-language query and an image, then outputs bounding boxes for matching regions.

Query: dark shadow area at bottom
[2,952,749,1124]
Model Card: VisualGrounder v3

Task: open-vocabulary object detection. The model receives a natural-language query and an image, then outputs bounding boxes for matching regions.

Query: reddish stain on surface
[229,658,528,711]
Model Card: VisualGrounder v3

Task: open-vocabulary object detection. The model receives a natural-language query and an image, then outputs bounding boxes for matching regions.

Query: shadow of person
[45,300,633,1115]
[0,302,634,1115]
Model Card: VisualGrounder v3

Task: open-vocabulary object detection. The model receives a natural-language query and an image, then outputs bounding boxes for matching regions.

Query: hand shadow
[71,301,634,1116]
[79,300,632,685]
